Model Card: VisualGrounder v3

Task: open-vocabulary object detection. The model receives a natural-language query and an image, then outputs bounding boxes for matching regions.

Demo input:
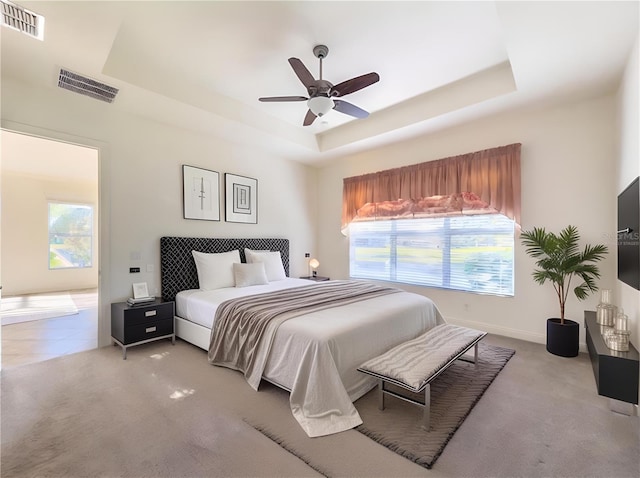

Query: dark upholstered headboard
[160,237,290,302]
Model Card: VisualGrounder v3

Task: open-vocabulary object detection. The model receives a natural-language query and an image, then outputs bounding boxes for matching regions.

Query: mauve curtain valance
[341,143,521,232]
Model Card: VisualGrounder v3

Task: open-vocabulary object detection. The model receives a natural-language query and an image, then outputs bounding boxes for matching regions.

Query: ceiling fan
[259,45,380,126]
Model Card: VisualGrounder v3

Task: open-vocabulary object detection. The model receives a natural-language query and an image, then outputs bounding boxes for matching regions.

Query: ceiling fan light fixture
[308,96,334,117]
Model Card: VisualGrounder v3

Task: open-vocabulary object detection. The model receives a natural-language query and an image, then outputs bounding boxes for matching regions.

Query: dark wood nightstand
[111,299,175,359]
[300,276,330,282]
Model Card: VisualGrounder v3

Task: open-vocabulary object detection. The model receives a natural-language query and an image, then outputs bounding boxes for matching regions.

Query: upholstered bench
[357,324,487,430]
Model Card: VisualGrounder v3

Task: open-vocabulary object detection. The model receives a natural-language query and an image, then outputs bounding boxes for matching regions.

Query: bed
[160,237,444,437]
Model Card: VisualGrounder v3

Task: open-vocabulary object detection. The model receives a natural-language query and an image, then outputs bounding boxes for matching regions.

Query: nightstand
[300,276,330,282]
[111,299,175,359]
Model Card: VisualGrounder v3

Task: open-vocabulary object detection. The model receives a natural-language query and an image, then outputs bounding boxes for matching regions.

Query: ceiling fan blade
[333,99,369,119]
[331,72,380,97]
[259,96,308,102]
[303,109,317,126]
[288,58,316,89]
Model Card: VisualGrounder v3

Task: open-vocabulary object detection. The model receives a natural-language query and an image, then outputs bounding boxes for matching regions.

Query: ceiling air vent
[58,69,119,104]
[0,0,44,40]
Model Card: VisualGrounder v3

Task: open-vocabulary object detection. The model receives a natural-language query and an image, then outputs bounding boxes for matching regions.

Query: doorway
[0,130,100,368]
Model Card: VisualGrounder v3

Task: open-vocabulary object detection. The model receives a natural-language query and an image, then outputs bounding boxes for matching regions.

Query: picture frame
[182,165,220,221]
[225,173,258,224]
[132,282,150,299]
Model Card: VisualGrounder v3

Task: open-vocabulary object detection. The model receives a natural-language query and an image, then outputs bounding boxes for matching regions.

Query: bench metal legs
[459,342,479,368]
[474,342,479,367]
[377,380,432,431]
[422,383,431,430]
[376,342,481,432]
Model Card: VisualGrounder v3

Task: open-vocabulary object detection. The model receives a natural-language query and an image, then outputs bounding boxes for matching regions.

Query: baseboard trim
[445,316,588,353]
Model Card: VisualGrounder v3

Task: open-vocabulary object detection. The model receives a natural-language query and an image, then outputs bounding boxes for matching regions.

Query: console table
[584,310,638,413]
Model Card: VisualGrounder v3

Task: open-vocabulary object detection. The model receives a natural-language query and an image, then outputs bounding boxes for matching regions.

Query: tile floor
[1,289,98,369]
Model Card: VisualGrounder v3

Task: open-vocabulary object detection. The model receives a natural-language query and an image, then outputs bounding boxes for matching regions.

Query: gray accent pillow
[233,262,269,288]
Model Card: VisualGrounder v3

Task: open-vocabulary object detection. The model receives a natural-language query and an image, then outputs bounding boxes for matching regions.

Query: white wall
[615,34,640,348]
[317,95,618,349]
[1,65,630,354]
[104,114,317,299]
[1,170,99,295]
[1,78,318,346]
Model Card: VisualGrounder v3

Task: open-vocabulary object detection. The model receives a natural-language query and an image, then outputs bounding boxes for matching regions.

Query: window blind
[349,214,514,296]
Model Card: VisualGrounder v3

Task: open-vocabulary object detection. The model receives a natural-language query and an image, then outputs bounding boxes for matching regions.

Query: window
[48,202,93,269]
[349,214,514,296]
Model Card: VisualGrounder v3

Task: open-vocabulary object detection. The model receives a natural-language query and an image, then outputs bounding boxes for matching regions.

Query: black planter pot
[546,318,579,357]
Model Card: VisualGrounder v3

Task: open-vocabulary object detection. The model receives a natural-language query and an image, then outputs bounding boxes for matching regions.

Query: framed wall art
[182,165,220,221]
[225,173,257,224]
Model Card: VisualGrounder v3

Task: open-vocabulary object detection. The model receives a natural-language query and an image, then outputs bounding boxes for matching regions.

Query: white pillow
[192,250,240,290]
[252,251,287,281]
[244,248,270,263]
[233,262,269,288]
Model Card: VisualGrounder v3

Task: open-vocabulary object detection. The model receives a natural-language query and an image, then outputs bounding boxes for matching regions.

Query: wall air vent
[58,69,119,104]
[0,0,44,40]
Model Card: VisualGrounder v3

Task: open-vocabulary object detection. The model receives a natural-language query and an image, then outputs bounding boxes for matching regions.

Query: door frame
[1,120,111,347]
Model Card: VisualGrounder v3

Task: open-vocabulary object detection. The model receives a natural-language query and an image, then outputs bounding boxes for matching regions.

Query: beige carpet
[1,335,638,477]
[0,340,324,478]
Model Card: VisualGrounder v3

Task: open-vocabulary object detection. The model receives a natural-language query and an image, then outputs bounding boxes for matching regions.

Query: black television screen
[618,177,640,290]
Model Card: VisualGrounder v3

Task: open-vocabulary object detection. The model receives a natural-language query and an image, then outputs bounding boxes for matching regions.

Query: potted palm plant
[521,225,608,357]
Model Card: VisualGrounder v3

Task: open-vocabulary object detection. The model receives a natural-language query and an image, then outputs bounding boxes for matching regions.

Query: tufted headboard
[160,237,290,302]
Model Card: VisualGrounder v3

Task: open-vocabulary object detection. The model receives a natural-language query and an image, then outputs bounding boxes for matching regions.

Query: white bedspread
[176,279,444,437]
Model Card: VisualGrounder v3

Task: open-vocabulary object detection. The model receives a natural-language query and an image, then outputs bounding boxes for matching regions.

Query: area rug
[1,292,79,325]
[354,343,515,469]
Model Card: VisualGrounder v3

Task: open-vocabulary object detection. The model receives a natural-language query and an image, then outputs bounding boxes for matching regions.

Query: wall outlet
[147,264,154,273]
[305,252,310,258]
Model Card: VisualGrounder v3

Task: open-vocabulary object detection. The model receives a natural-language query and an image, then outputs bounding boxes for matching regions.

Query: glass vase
[596,289,616,326]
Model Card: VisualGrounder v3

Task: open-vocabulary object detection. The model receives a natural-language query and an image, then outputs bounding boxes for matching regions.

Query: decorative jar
[596,289,616,326]
[606,332,631,352]
[614,308,629,333]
